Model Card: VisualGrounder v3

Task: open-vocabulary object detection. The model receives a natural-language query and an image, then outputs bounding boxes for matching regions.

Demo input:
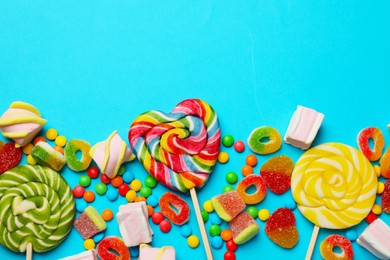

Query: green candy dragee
[0,165,75,253]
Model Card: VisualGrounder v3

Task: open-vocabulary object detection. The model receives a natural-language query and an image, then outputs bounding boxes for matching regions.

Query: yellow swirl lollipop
[291,143,377,260]
[291,142,377,229]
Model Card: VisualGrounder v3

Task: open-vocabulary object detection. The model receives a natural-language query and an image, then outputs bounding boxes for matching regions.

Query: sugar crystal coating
[236,174,267,204]
[260,155,294,194]
[320,234,353,260]
[357,127,384,161]
[74,206,106,239]
[265,208,299,248]
[382,179,390,214]
[211,190,246,222]
[97,236,130,260]
[229,212,259,245]
[159,192,190,225]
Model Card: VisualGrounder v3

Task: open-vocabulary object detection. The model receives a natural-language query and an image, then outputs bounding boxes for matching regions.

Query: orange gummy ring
[357,127,384,161]
[320,234,354,260]
[236,174,267,204]
[159,192,190,225]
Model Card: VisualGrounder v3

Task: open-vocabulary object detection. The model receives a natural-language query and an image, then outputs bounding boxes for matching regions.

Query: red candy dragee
[129,99,221,192]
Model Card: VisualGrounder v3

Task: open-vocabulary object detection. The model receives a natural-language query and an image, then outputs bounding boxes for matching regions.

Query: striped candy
[129,99,221,192]
[291,142,377,229]
[0,102,47,148]
[0,165,75,253]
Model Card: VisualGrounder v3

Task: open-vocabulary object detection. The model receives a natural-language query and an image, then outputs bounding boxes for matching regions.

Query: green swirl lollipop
[0,165,75,255]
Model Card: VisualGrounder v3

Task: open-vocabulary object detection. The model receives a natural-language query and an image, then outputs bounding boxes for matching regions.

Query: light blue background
[1,1,389,259]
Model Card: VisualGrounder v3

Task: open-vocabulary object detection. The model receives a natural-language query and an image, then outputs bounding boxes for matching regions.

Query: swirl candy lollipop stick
[0,165,75,259]
[129,99,221,260]
[291,143,377,260]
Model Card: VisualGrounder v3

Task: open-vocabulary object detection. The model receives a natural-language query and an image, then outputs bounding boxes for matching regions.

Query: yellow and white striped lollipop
[291,142,377,229]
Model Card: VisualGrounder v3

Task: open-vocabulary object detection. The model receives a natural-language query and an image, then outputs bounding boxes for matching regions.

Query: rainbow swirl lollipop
[0,165,75,253]
[129,99,220,193]
[291,142,377,229]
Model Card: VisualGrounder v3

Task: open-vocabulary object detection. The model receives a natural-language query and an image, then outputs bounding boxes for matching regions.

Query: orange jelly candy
[97,236,130,260]
[159,192,190,225]
[265,208,299,248]
[260,155,294,194]
[380,147,390,178]
[357,127,384,161]
[236,174,267,204]
[320,234,354,260]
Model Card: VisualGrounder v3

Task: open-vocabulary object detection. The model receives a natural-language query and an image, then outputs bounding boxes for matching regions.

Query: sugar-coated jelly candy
[31,142,66,171]
[229,212,259,245]
[247,126,282,155]
[260,155,294,194]
[320,234,353,260]
[236,174,267,204]
[74,206,106,239]
[264,208,299,248]
[97,236,130,260]
[64,139,92,172]
[357,127,384,161]
[380,147,390,178]
[159,192,190,225]
[211,191,246,222]
[382,179,390,214]
[0,142,22,173]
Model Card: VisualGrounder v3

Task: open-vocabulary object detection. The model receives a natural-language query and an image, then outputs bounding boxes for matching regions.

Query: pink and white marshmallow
[284,105,324,150]
[89,130,133,178]
[116,201,153,247]
[0,101,47,147]
[357,219,390,259]
[59,250,98,260]
[139,244,176,260]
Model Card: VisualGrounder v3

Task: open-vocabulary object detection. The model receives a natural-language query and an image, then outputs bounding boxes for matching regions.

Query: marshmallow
[0,101,47,147]
[284,105,324,150]
[357,219,390,259]
[116,202,153,247]
[139,244,176,260]
[59,250,97,260]
[89,130,133,178]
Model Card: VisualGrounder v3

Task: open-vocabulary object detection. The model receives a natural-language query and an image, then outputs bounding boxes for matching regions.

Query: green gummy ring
[64,139,92,172]
[0,165,75,253]
[247,126,282,155]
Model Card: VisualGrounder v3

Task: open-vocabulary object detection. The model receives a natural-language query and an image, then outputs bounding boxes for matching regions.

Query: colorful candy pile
[0,100,389,260]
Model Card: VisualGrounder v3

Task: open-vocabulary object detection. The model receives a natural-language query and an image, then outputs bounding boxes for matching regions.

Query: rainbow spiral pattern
[291,142,377,229]
[0,165,75,253]
[129,99,221,192]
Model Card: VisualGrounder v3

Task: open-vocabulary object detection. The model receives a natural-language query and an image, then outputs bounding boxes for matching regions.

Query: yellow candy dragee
[291,142,377,229]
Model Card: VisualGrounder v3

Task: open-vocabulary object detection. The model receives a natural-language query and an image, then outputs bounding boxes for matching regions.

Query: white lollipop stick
[305,225,320,260]
[26,243,33,260]
[190,188,213,260]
